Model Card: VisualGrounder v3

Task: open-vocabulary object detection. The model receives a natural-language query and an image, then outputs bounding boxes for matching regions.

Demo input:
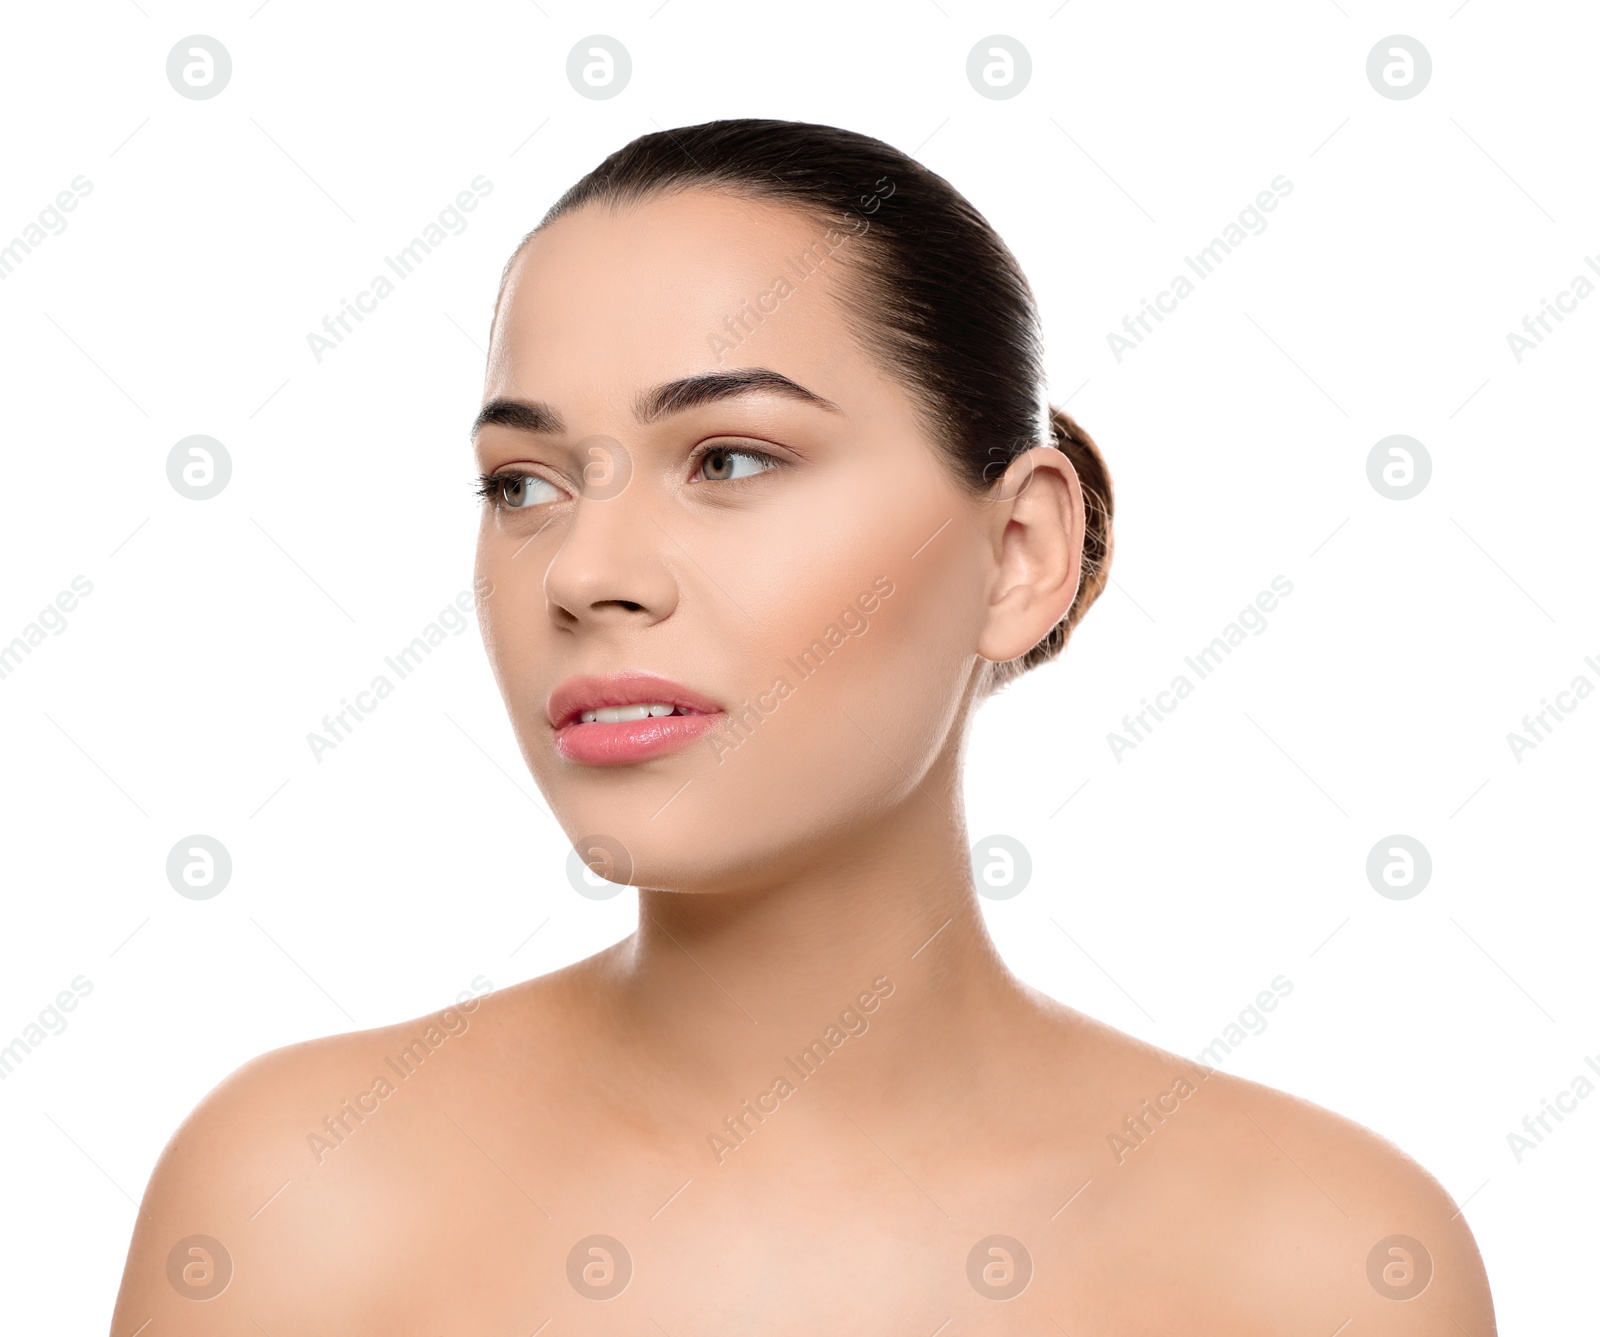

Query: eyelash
[686,440,785,481]
[474,471,532,506]
[474,443,784,509]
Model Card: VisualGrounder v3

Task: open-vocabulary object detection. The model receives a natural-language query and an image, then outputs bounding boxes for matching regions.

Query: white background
[1,1,1595,1330]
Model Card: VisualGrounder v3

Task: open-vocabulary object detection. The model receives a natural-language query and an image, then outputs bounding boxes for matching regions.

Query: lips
[546,670,725,766]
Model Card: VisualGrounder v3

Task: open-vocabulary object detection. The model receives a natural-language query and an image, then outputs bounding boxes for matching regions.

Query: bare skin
[111,189,1495,1335]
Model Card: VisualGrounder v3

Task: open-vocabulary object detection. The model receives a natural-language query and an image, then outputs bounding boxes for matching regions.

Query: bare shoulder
[1029,1002,1498,1333]
[1197,1063,1495,1331]
[108,965,588,1336]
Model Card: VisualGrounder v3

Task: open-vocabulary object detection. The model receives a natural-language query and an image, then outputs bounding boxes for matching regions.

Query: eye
[692,443,782,483]
[477,471,563,509]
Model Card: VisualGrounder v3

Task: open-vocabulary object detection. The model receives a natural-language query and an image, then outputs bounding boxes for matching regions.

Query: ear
[974,446,1085,667]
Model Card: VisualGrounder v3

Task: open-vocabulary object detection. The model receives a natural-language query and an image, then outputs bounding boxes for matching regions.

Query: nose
[542,466,678,632]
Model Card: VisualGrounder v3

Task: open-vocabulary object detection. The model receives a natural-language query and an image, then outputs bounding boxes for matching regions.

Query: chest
[342,1149,1234,1337]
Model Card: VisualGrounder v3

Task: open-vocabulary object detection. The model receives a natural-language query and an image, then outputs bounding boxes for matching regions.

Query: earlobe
[975,447,1085,666]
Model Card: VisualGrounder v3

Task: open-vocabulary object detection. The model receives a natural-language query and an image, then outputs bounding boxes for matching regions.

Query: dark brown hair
[497,118,1113,691]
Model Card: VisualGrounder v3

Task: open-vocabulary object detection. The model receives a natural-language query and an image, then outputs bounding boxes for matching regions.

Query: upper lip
[545,671,724,729]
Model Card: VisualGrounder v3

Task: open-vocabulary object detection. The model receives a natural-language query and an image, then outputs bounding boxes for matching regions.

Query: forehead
[486,189,873,407]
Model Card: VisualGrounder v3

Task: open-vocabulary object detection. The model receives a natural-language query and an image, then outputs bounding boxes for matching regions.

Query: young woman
[113,119,1495,1335]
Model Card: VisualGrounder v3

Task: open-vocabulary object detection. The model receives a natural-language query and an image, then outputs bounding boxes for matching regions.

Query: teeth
[579,702,683,724]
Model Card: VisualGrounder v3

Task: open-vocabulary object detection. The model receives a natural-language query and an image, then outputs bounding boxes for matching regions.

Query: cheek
[834,526,986,767]
[702,492,985,824]
[474,520,544,717]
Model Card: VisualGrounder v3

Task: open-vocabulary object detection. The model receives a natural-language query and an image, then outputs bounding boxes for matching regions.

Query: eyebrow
[471,367,841,439]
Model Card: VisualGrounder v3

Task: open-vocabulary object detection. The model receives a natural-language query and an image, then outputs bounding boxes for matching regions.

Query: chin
[567,838,744,897]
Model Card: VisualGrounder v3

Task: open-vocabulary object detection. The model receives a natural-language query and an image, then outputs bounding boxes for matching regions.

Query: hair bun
[1049,405,1114,638]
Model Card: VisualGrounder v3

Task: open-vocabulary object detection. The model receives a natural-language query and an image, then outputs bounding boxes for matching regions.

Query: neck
[595,744,1033,1105]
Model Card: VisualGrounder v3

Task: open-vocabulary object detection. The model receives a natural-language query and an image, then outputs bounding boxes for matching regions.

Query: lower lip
[554,712,724,766]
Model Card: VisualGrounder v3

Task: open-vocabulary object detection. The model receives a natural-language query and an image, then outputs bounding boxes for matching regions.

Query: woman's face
[474,189,1003,891]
